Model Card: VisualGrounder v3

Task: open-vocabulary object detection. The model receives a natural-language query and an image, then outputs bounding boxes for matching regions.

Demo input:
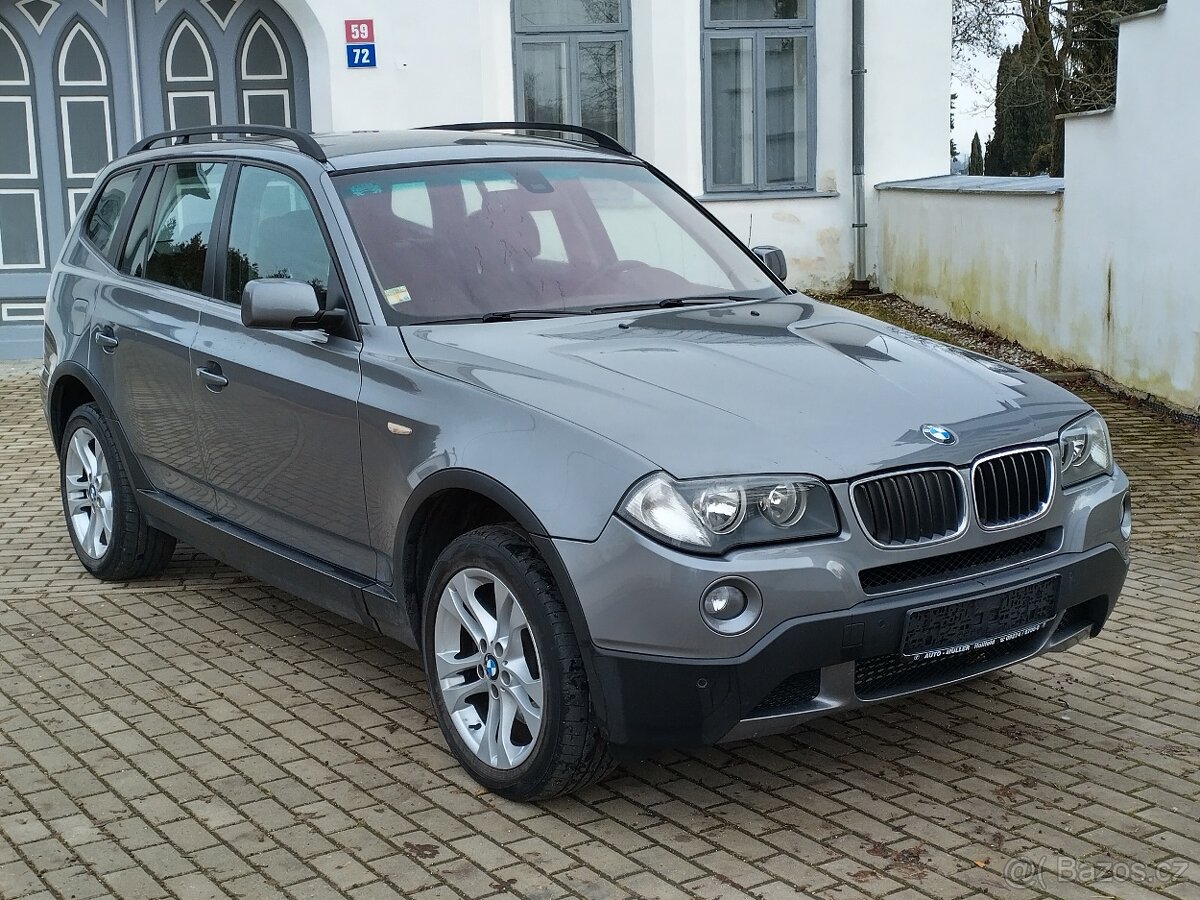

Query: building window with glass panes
[512,0,634,147]
[703,0,815,193]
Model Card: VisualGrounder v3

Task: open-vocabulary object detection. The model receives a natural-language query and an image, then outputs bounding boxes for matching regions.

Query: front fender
[359,328,654,553]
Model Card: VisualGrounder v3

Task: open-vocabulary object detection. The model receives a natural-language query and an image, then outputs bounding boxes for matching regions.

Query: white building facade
[0,0,951,355]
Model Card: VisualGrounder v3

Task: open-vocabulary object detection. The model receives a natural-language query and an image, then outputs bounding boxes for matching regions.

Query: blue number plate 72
[347,43,376,68]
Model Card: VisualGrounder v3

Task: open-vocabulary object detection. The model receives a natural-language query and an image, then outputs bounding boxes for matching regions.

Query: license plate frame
[901,577,1061,661]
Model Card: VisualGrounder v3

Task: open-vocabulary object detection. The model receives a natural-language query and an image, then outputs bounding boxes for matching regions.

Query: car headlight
[1058,412,1114,488]
[618,473,840,553]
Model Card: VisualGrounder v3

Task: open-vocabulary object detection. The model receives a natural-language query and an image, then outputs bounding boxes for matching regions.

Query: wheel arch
[49,363,113,452]
[48,362,149,490]
[393,469,597,659]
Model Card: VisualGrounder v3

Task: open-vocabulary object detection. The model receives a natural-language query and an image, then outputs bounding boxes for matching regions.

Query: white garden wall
[877,178,1070,359]
[879,3,1199,411]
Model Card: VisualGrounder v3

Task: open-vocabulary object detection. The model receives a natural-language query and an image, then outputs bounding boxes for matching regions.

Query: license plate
[902,578,1060,660]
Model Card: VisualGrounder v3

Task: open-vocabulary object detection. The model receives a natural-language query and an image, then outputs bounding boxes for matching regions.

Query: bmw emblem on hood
[922,424,958,446]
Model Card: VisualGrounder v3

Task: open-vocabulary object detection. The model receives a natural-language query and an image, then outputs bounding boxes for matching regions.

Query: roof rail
[129,125,327,163]
[420,122,631,156]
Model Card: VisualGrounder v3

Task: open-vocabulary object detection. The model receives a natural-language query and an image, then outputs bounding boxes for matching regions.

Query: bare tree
[954,0,1011,68]
[954,0,1160,176]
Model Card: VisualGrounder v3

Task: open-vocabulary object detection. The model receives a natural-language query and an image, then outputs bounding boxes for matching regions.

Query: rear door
[89,160,229,508]
[191,162,373,576]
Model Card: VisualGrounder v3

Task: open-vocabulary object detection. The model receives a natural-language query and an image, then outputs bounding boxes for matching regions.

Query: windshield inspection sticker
[384,286,413,308]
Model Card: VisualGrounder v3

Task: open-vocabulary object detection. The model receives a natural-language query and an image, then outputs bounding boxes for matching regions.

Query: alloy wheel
[64,427,114,560]
[432,567,544,769]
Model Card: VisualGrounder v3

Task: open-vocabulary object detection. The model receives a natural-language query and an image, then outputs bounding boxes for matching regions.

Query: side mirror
[752,246,788,283]
[241,279,338,331]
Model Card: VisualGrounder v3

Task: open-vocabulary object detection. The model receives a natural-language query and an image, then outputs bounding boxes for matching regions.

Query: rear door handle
[195,364,229,391]
[94,327,119,351]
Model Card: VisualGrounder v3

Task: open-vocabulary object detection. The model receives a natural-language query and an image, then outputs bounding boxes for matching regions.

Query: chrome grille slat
[973,447,1055,530]
[852,467,967,548]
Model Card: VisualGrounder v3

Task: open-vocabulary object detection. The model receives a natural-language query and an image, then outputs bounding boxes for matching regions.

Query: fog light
[1120,493,1133,541]
[700,578,762,636]
[703,585,747,621]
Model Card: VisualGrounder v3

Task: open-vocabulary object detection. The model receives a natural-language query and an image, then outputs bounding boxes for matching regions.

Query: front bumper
[555,468,1130,749]
[585,544,1126,748]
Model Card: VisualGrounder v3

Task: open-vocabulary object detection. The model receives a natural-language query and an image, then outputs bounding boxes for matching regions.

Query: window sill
[698,190,840,202]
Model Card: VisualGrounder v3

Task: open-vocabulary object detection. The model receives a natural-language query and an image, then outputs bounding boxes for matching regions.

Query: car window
[463,174,521,215]
[579,176,733,289]
[391,182,433,229]
[119,168,159,277]
[529,209,569,263]
[336,160,781,324]
[225,166,332,306]
[137,162,228,293]
[84,169,139,259]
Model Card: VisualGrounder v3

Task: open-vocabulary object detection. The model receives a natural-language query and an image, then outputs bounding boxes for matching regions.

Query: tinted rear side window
[224,166,331,306]
[84,169,139,259]
[139,162,227,293]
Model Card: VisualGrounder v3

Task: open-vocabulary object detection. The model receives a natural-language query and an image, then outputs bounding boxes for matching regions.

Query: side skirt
[139,490,416,646]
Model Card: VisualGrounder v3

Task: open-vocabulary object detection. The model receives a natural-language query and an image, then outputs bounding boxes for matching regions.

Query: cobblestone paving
[1,363,1198,900]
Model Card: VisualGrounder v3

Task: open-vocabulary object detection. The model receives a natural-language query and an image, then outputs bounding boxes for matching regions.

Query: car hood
[401,298,1090,482]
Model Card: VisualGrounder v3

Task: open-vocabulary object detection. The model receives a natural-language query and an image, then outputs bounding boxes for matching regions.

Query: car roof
[318,129,634,171]
[122,128,634,173]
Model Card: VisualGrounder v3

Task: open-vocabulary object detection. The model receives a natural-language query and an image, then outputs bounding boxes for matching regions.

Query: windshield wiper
[415,295,769,325]
[480,308,589,323]
[415,309,588,325]
[591,294,762,314]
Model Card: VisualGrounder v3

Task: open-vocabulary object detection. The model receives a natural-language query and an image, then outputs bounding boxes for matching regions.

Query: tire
[60,403,176,581]
[421,524,614,801]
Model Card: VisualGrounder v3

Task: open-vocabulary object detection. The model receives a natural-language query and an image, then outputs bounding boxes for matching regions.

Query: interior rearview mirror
[242,279,338,331]
[752,246,788,283]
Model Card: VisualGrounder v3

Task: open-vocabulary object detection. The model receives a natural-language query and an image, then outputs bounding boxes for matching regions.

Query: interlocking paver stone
[1,362,1198,899]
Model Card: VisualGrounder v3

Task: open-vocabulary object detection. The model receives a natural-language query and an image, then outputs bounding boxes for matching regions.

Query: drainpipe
[851,0,870,293]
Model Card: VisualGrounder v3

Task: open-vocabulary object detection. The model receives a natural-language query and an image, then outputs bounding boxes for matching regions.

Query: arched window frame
[0,19,46,270]
[55,18,117,222]
[236,15,295,128]
[161,14,218,129]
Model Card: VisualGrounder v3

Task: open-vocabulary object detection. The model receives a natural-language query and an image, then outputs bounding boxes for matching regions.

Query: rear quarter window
[83,169,140,260]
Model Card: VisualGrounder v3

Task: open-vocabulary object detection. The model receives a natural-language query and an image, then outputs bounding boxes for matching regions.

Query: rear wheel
[60,404,176,580]
[421,524,614,800]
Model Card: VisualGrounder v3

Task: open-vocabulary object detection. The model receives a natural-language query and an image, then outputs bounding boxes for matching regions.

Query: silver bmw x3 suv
[42,123,1131,800]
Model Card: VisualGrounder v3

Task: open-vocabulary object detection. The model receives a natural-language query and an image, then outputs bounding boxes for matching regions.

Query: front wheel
[421,525,614,801]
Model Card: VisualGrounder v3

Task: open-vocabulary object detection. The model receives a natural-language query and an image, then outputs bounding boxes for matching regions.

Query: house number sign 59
[345,19,377,68]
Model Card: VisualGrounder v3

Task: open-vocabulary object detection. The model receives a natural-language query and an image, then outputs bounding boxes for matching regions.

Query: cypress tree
[968,132,985,176]
[987,34,1054,175]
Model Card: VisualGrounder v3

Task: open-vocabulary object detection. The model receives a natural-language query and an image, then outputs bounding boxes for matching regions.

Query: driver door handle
[195,364,229,391]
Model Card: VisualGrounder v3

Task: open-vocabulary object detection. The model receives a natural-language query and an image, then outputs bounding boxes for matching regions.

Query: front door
[0,0,310,343]
[191,163,374,576]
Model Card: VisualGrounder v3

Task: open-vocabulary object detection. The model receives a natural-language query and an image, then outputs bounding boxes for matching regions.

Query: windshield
[334,160,783,323]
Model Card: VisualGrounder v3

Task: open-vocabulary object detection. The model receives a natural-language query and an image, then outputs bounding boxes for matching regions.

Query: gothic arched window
[237,15,295,127]
[56,19,117,221]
